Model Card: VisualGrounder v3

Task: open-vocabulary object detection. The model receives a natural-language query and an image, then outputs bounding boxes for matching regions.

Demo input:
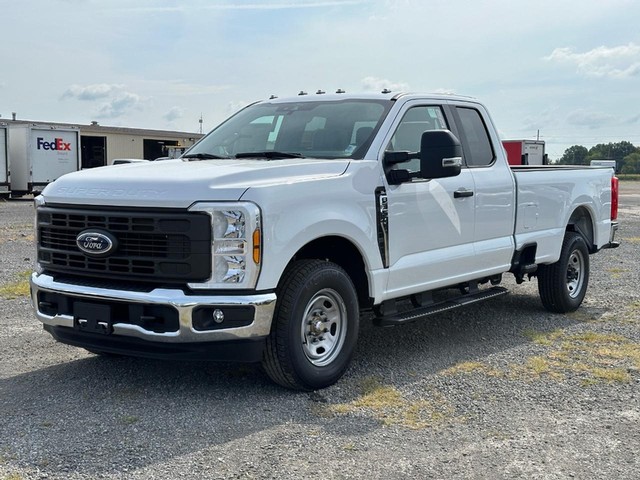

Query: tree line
[555,141,640,173]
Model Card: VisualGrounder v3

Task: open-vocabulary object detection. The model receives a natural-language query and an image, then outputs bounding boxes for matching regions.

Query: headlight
[188,202,262,289]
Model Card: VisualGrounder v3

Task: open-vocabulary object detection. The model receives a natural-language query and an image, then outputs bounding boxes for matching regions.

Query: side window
[455,107,494,167]
[386,106,447,172]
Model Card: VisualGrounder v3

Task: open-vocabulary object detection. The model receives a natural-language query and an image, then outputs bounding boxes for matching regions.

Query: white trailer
[8,124,81,196]
[502,139,547,166]
[0,124,8,197]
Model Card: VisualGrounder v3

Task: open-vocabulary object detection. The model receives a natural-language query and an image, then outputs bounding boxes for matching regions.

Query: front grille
[37,207,212,284]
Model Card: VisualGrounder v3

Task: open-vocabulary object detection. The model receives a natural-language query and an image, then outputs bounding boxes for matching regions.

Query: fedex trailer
[0,124,8,198]
[8,124,81,196]
[502,140,547,166]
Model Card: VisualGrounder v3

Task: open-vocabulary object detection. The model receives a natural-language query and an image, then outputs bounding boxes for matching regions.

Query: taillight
[611,176,619,221]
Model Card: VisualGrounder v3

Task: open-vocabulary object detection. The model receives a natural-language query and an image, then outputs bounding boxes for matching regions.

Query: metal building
[5,119,203,169]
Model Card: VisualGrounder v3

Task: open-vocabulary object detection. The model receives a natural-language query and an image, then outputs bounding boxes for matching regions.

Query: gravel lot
[1,183,639,480]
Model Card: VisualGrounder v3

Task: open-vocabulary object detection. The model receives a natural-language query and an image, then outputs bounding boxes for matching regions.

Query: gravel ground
[1,184,639,480]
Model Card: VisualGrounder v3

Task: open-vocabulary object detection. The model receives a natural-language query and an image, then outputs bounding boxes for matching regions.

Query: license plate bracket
[74,302,112,335]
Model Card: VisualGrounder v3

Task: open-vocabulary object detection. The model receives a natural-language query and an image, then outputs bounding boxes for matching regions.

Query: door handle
[454,189,474,198]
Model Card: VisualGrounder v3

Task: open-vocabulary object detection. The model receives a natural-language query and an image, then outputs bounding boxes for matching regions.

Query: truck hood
[41,158,350,208]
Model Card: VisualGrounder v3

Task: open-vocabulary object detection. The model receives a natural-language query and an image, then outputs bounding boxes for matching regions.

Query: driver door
[383,103,477,299]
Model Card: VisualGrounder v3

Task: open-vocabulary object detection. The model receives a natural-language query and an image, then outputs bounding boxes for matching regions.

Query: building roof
[0,118,203,139]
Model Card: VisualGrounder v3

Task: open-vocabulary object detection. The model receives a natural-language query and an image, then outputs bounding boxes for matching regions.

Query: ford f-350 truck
[31,92,619,390]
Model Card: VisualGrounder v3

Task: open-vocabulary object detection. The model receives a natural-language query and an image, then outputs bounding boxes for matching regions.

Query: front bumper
[31,273,277,361]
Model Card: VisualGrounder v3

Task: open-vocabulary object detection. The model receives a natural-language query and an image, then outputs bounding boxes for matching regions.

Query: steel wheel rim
[300,288,347,367]
[566,249,586,299]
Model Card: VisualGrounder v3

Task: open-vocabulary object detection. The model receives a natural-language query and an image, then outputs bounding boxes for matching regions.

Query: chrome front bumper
[30,273,277,343]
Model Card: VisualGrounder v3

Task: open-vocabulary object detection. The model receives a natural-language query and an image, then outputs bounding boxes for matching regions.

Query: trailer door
[30,128,80,189]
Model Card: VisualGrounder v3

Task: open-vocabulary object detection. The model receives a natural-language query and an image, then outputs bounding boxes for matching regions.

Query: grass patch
[522,328,564,346]
[119,415,139,425]
[3,474,24,480]
[607,267,626,278]
[618,174,640,181]
[515,330,640,384]
[0,271,31,299]
[0,224,34,244]
[441,329,640,386]
[320,377,456,429]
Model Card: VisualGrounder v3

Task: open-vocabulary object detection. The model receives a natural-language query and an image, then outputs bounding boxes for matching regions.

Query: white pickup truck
[31,92,619,390]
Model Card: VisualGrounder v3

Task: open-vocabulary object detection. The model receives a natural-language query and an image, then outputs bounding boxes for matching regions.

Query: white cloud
[545,43,640,78]
[61,83,124,101]
[96,92,143,119]
[163,107,183,122]
[361,76,409,93]
[61,83,145,119]
[566,109,616,129]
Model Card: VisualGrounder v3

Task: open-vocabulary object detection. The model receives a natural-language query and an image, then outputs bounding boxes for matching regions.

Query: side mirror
[420,130,463,179]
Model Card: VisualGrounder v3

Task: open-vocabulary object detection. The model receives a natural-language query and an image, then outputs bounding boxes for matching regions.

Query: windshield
[185,99,391,160]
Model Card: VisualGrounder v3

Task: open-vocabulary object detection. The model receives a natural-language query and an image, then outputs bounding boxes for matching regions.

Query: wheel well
[292,236,370,307]
[567,206,595,252]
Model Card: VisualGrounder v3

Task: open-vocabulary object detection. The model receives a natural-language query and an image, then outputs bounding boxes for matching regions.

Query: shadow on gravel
[0,291,584,477]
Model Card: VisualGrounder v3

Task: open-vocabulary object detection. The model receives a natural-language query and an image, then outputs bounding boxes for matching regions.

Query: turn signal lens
[253,228,261,264]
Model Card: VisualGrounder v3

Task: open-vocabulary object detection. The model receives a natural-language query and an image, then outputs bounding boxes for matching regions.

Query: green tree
[558,145,589,165]
[586,141,638,169]
[621,152,640,174]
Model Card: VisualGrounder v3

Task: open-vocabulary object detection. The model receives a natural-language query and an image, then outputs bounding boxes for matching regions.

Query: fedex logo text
[37,137,72,151]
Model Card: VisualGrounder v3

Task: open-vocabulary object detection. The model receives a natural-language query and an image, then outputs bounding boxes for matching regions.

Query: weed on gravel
[0,224,33,243]
[0,271,30,299]
[443,328,640,386]
[316,376,457,429]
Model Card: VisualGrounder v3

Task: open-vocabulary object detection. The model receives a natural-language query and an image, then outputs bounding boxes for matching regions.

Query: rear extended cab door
[380,98,515,301]
[447,100,516,276]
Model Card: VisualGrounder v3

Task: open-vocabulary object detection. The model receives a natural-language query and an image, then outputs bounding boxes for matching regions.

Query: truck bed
[512,166,613,264]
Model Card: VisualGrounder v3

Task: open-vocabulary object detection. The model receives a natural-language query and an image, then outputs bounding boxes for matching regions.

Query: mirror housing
[420,130,463,179]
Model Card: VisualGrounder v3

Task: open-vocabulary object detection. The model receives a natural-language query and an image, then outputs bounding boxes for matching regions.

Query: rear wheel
[262,259,359,390]
[537,231,590,313]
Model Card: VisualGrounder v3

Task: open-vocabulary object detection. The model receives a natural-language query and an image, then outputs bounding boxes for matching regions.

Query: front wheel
[537,231,590,313]
[262,260,359,390]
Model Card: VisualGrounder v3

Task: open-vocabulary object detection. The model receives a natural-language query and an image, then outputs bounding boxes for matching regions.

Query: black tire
[262,259,359,391]
[537,231,590,313]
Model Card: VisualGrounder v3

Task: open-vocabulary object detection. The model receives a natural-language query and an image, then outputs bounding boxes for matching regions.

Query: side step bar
[373,286,508,327]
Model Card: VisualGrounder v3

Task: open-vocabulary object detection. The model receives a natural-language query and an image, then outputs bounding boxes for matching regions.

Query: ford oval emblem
[76,230,117,257]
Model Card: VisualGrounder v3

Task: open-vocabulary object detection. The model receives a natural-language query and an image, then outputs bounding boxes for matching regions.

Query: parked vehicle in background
[111,158,150,165]
[0,124,8,198]
[30,92,619,390]
[590,160,617,172]
[8,124,81,197]
[503,139,547,166]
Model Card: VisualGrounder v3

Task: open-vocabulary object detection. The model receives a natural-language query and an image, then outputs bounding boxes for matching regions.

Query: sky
[1,0,639,160]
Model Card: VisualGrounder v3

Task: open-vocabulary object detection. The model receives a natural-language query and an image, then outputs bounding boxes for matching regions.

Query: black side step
[373,286,508,327]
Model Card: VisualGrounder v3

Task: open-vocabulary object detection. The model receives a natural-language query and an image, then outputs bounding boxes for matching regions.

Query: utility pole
[199,114,203,134]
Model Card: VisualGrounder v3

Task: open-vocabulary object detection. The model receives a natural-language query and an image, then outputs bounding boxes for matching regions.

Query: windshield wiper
[235,151,305,159]
[182,152,230,160]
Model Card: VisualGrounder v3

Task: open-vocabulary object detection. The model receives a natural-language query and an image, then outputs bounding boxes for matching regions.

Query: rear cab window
[454,107,495,167]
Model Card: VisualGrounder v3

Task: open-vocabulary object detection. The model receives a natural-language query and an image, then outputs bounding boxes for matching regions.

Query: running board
[373,286,508,327]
